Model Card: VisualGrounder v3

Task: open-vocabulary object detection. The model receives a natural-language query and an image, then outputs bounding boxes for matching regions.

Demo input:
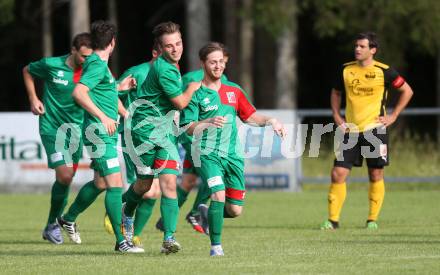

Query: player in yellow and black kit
[321,32,413,230]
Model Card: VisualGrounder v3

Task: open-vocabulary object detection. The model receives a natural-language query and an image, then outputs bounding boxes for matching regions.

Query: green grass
[1,189,440,274]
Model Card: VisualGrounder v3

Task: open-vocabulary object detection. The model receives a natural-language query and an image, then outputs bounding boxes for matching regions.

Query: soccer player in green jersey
[103,42,163,248]
[155,48,230,235]
[23,33,93,245]
[122,21,200,254]
[56,21,142,253]
[180,42,286,256]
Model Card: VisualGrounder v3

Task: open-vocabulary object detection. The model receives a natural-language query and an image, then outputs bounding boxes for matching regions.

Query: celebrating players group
[23,20,285,255]
[23,19,412,256]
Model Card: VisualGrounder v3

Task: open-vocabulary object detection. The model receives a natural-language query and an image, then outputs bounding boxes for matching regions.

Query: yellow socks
[328,182,346,222]
[368,180,385,221]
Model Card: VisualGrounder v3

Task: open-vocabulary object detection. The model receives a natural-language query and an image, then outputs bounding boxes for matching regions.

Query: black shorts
[334,127,389,169]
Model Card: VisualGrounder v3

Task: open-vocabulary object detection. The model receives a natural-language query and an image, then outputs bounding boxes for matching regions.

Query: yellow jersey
[334,60,405,132]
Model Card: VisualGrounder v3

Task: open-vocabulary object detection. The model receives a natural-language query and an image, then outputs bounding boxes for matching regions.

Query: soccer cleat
[160,236,181,254]
[198,204,209,235]
[320,220,339,230]
[366,220,378,230]
[57,216,81,244]
[186,212,204,234]
[115,240,144,253]
[121,203,134,242]
[155,217,164,232]
[210,245,224,256]
[132,236,142,247]
[42,223,63,244]
[104,213,114,235]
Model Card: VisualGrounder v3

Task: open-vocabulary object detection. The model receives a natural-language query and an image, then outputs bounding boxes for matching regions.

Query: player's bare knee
[181,180,196,192]
[161,182,176,195]
[144,183,161,199]
[94,178,106,190]
[181,174,198,191]
[56,172,74,185]
[226,204,242,217]
[211,190,225,202]
[368,168,384,182]
[331,168,347,183]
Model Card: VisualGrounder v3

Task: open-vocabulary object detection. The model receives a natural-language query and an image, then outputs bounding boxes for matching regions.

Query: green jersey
[179,69,228,146]
[118,62,152,108]
[28,54,84,135]
[133,55,182,136]
[180,80,256,157]
[117,61,152,132]
[79,53,118,141]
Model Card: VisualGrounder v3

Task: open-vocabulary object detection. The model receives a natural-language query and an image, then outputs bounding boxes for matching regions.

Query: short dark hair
[199,42,225,61]
[72,32,92,50]
[90,20,117,50]
[356,32,379,49]
[222,44,229,58]
[152,40,160,52]
[152,21,181,45]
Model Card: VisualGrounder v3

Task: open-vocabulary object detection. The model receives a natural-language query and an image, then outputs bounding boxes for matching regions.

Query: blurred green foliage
[300,0,440,67]
[0,0,14,25]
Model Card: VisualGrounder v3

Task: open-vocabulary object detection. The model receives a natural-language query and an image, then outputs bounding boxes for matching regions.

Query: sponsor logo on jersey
[365,72,376,79]
[57,70,64,77]
[53,77,68,86]
[202,105,218,112]
[226,92,236,103]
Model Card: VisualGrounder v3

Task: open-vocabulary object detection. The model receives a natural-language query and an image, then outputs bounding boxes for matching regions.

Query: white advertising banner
[0,113,93,188]
[0,111,301,191]
[236,110,301,191]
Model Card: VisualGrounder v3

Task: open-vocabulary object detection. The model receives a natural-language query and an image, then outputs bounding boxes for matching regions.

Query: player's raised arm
[117,74,137,92]
[245,113,286,138]
[169,81,201,110]
[185,116,227,135]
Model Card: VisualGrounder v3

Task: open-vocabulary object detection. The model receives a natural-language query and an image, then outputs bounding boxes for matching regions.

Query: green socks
[123,184,143,217]
[133,198,156,236]
[105,187,124,243]
[64,180,103,222]
[208,200,225,245]
[177,185,189,208]
[47,181,70,225]
[160,196,179,240]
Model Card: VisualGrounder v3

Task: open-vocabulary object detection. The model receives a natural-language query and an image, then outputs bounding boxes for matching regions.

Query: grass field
[1,187,440,274]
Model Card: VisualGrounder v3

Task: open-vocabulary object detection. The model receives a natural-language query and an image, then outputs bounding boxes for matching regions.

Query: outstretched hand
[208,116,227,128]
[269,118,286,139]
[118,74,137,91]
